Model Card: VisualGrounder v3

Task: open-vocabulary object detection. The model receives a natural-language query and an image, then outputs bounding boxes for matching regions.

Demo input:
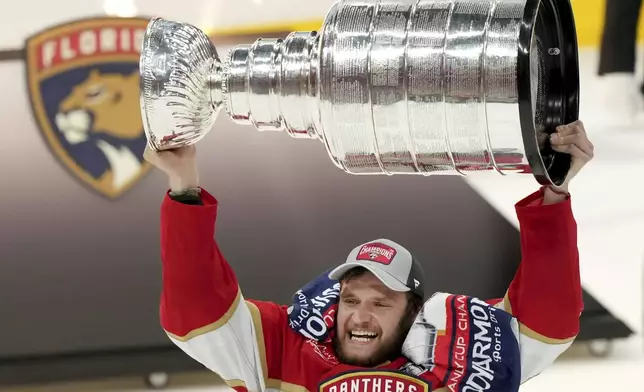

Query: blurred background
[0,0,642,391]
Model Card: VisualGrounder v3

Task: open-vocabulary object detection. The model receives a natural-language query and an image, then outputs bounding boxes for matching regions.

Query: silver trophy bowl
[140,0,579,186]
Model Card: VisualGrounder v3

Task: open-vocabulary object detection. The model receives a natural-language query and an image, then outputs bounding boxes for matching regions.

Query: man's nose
[350,307,372,325]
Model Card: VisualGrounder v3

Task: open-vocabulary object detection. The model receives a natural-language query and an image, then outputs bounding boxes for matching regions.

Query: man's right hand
[144,145,199,192]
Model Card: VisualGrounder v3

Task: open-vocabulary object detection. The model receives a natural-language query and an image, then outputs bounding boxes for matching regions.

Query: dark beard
[333,313,416,367]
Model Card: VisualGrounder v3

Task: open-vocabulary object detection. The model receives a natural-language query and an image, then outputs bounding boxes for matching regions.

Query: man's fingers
[143,146,157,163]
[550,120,594,179]
[174,145,196,158]
[551,133,585,146]
[144,145,175,165]
[551,142,592,162]
[555,122,584,137]
[562,120,586,134]
[562,122,593,150]
[551,136,594,158]
[551,124,594,157]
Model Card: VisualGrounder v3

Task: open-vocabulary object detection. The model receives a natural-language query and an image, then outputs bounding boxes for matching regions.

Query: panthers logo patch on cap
[356,242,397,265]
[25,17,152,199]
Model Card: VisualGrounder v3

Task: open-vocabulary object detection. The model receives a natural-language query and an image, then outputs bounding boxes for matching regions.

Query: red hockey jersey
[158,187,582,392]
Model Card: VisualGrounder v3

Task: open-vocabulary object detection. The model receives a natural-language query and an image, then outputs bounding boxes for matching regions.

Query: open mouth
[349,330,378,343]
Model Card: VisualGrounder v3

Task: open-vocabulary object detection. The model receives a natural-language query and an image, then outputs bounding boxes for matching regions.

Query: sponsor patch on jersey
[356,242,397,265]
[431,295,521,392]
[25,17,152,199]
[319,371,430,392]
[288,268,340,342]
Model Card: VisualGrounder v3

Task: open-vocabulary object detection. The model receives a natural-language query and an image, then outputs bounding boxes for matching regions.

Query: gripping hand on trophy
[544,120,594,203]
[144,146,201,203]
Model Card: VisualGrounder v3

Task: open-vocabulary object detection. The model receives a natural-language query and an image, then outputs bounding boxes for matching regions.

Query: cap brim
[328,262,410,293]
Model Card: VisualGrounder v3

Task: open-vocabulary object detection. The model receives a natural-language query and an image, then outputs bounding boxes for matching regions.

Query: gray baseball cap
[328,239,425,298]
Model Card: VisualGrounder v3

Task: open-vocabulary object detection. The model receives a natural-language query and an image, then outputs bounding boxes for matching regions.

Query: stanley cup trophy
[139,0,579,186]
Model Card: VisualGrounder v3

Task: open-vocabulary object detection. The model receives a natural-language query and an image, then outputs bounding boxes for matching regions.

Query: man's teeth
[350,330,378,342]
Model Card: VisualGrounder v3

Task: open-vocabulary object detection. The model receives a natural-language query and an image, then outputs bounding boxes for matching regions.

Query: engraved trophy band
[139,0,579,186]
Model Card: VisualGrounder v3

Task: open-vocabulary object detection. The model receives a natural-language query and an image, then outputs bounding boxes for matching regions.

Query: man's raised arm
[146,146,285,392]
[488,186,582,383]
[489,120,593,383]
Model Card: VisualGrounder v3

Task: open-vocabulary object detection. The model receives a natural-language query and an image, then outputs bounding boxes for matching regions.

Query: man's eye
[343,298,357,305]
[375,302,389,308]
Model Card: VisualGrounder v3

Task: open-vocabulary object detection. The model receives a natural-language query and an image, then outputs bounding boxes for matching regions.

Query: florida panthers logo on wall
[25,17,151,199]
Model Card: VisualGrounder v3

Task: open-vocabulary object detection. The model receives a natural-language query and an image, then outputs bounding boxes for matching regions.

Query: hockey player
[144,120,593,392]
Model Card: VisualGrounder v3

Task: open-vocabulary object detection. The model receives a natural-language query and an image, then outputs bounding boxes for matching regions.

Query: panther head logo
[56,69,142,144]
[25,17,151,199]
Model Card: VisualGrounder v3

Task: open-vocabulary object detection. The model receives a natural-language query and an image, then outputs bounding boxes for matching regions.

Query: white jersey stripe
[493,296,576,384]
[167,292,266,392]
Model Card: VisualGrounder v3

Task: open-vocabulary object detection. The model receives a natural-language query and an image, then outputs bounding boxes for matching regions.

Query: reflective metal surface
[140,0,578,185]
[139,18,224,148]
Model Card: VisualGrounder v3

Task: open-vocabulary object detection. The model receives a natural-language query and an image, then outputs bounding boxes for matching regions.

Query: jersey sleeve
[158,188,285,392]
[488,188,582,384]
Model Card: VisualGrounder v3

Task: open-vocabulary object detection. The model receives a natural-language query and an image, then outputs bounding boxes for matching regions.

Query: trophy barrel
[308,0,578,186]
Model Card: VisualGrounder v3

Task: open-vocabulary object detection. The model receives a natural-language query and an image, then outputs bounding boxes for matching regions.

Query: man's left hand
[549,120,594,193]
